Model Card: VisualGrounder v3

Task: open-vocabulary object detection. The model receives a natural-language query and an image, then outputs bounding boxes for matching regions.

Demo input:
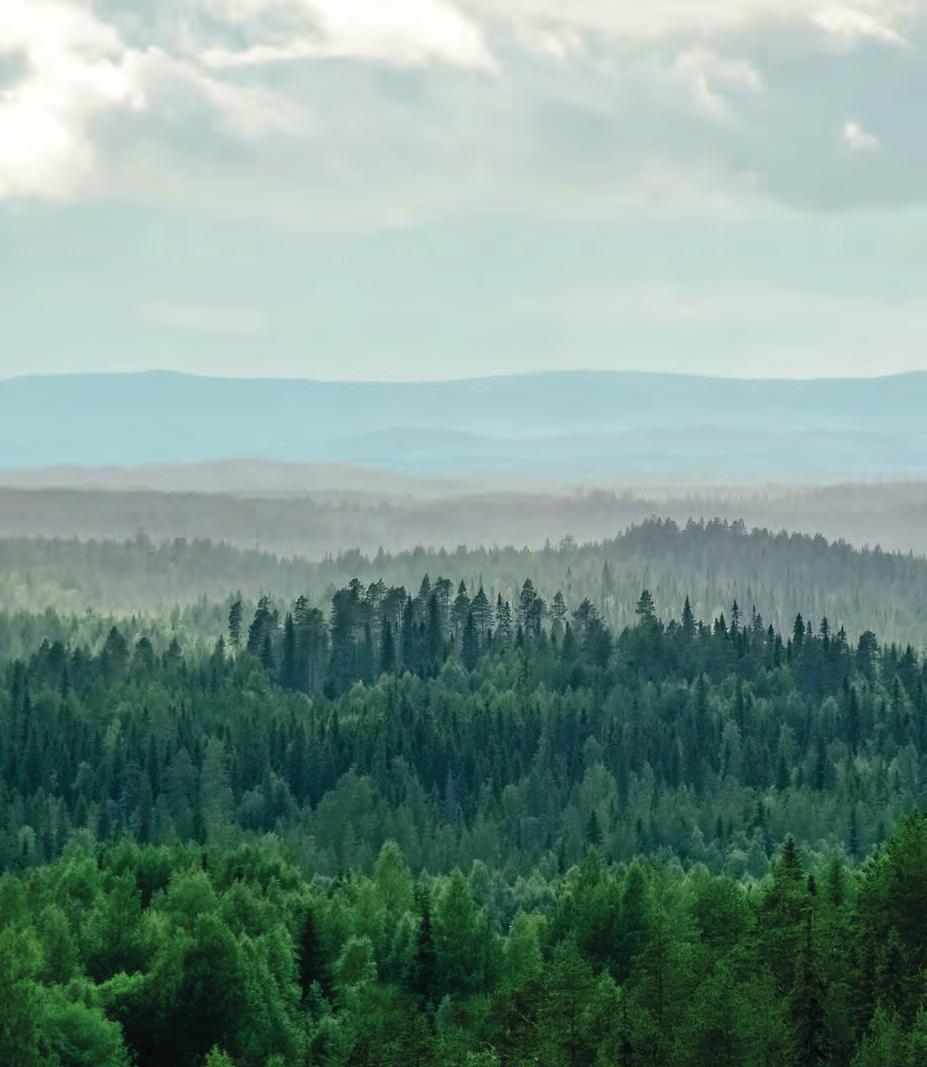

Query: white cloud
[202,0,494,70]
[466,0,774,41]
[475,0,916,38]
[0,1,143,198]
[129,49,303,138]
[510,24,586,64]
[0,1,307,199]
[0,0,921,214]
[673,48,763,120]
[813,5,907,46]
[842,119,879,150]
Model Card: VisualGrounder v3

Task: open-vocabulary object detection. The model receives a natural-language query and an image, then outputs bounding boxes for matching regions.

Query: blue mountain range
[2,370,925,482]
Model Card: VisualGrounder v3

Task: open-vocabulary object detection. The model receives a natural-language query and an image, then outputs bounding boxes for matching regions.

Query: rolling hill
[2,369,926,482]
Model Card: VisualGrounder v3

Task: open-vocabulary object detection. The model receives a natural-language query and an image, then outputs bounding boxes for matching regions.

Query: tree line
[3,517,927,646]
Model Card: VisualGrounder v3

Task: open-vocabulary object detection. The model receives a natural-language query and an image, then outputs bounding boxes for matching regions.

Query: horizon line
[3,367,927,387]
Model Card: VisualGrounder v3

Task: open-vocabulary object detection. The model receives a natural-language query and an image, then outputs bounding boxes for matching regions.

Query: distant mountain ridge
[2,369,925,482]
[0,458,463,497]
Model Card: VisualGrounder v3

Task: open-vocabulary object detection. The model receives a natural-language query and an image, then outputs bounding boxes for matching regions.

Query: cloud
[128,48,304,138]
[201,0,494,70]
[842,119,879,150]
[0,1,143,198]
[0,1,307,199]
[466,0,781,41]
[813,5,907,46]
[0,0,923,215]
[468,0,913,42]
[672,48,763,120]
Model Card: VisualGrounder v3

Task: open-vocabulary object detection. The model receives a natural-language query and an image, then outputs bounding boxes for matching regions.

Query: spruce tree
[227,599,243,648]
[280,613,298,690]
[635,588,656,621]
[462,612,480,671]
[681,595,695,637]
[789,913,829,1066]
[380,619,396,676]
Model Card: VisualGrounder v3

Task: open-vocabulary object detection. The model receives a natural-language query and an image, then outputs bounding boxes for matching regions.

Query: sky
[1,0,927,381]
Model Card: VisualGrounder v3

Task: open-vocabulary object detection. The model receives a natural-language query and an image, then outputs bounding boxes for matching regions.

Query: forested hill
[3,575,927,1064]
[3,577,927,1063]
[3,370,927,480]
[2,517,927,647]
[1,578,924,874]
[5,480,927,558]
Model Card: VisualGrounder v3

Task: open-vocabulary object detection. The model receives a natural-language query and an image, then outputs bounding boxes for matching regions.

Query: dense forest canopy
[4,817,927,1067]
[2,568,927,1065]
[2,574,925,875]
[2,517,927,646]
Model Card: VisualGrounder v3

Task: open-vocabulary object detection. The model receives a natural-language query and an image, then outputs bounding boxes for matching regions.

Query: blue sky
[1,0,926,380]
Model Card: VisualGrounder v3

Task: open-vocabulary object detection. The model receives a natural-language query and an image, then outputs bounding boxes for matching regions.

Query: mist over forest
[0,475,925,560]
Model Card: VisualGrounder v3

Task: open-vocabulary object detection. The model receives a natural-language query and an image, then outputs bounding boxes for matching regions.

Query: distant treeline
[4,477,927,561]
[2,517,927,646]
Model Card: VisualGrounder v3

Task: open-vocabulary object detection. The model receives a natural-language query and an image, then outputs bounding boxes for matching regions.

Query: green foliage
[2,557,927,1063]
[0,925,42,1066]
[37,991,131,1067]
[1,828,927,1064]
[2,572,926,877]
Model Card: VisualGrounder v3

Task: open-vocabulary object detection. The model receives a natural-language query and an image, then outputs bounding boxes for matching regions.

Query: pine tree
[877,929,910,1017]
[451,581,471,644]
[906,1006,927,1066]
[852,1008,905,1067]
[227,599,243,648]
[586,810,602,847]
[551,591,567,643]
[298,904,328,997]
[0,928,41,1067]
[462,612,480,671]
[495,595,513,644]
[681,595,695,637]
[635,589,656,621]
[400,595,418,674]
[411,888,438,1005]
[380,619,396,676]
[247,595,275,658]
[260,632,275,673]
[471,585,491,641]
[789,913,829,1066]
[280,613,298,690]
[541,940,596,1067]
[425,594,443,675]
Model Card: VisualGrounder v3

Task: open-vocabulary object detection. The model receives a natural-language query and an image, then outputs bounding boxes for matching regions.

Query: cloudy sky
[1,0,926,380]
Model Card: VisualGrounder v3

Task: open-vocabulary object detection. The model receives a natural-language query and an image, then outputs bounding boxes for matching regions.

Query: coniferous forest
[6,0,927,1058]
[3,533,927,1065]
